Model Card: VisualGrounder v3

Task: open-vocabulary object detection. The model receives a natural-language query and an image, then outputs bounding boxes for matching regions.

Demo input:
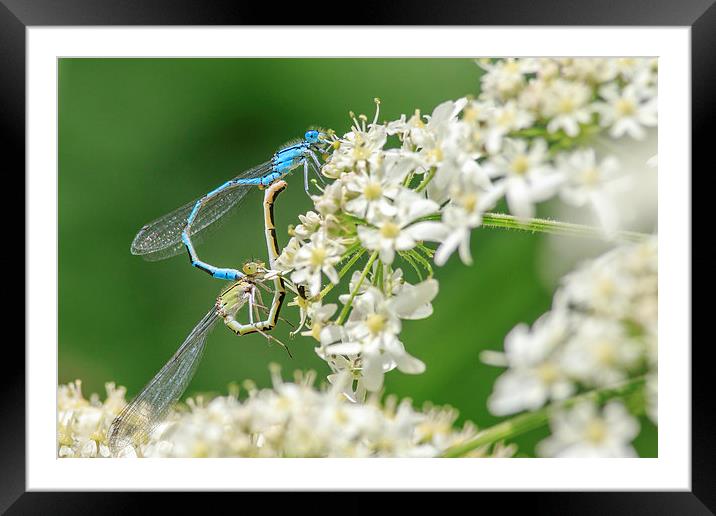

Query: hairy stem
[441,375,646,458]
[480,213,649,243]
[415,212,649,243]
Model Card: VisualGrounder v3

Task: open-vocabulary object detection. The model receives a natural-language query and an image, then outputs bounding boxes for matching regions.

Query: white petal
[325,342,362,356]
[505,178,535,219]
[406,221,447,242]
[391,279,439,319]
[361,356,385,391]
[379,246,395,264]
[407,198,440,221]
[396,353,426,374]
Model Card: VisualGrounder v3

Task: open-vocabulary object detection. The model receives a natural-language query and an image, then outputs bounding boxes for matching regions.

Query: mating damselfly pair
[108,130,331,455]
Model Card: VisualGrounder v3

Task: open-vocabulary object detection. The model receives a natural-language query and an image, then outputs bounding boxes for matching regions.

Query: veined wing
[130,161,273,261]
[107,307,219,456]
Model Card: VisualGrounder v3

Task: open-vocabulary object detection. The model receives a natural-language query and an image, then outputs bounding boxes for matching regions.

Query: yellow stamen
[511,154,530,175]
[537,362,559,384]
[380,221,401,239]
[558,97,576,114]
[366,313,386,334]
[310,247,327,267]
[462,192,478,213]
[594,340,616,365]
[616,98,636,117]
[581,167,600,185]
[364,180,383,201]
[584,419,607,443]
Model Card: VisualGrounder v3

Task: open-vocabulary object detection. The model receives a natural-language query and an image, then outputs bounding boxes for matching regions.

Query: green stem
[319,248,366,299]
[480,212,649,243]
[415,168,436,193]
[441,375,646,458]
[416,211,649,243]
[335,250,379,325]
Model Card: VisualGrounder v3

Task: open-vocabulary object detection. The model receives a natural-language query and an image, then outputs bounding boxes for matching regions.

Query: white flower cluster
[57,380,126,458]
[474,57,657,229]
[483,236,657,457]
[57,369,515,458]
[276,58,657,397]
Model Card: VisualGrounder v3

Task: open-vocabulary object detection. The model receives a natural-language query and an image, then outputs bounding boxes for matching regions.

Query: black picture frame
[4,0,706,512]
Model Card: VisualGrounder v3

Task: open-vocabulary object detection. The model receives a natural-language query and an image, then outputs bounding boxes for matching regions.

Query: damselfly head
[305,126,334,144]
[242,260,266,276]
[304,129,323,144]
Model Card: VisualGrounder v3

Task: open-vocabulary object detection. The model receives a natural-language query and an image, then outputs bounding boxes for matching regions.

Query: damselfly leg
[218,181,287,337]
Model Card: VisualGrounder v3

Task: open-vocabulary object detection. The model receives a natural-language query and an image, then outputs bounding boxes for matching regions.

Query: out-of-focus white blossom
[541,79,593,137]
[557,149,622,234]
[487,312,574,416]
[485,237,657,450]
[483,100,534,154]
[58,369,513,458]
[478,58,540,102]
[594,83,657,140]
[487,138,562,219]
[537,401,640,458]
[57,381,126,458]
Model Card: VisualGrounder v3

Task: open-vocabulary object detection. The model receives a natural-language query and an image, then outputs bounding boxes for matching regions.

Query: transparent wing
[130,161,274,261]
[107,307,219,456]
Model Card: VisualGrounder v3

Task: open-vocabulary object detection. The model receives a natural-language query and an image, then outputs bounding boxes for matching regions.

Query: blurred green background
[59,58,655,456]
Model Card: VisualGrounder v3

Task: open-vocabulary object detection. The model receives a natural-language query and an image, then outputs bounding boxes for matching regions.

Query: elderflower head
[594,83,657,140]
[487,138,563,219]
[343,153,415,219]
[290,231,345,297]
[541,79,593,137]
[483,100,534,154]
[478,58,539,102]
[433,163,502,266]
[409,98,468,170]
[323,106,386,178]
[357,188,445,264]
[325,279,438,392]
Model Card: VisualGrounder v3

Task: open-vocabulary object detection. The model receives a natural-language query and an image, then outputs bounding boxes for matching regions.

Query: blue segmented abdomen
[235,177,265,186]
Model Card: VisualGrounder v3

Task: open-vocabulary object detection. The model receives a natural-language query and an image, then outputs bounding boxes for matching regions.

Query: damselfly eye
[305,130,320,143]
[242,262,258,275]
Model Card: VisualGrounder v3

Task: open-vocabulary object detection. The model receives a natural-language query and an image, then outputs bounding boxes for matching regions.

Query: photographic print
[57,57,659,459]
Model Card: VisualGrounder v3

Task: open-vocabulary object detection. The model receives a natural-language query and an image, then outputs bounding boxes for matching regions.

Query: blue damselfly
[130,130,330,281]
